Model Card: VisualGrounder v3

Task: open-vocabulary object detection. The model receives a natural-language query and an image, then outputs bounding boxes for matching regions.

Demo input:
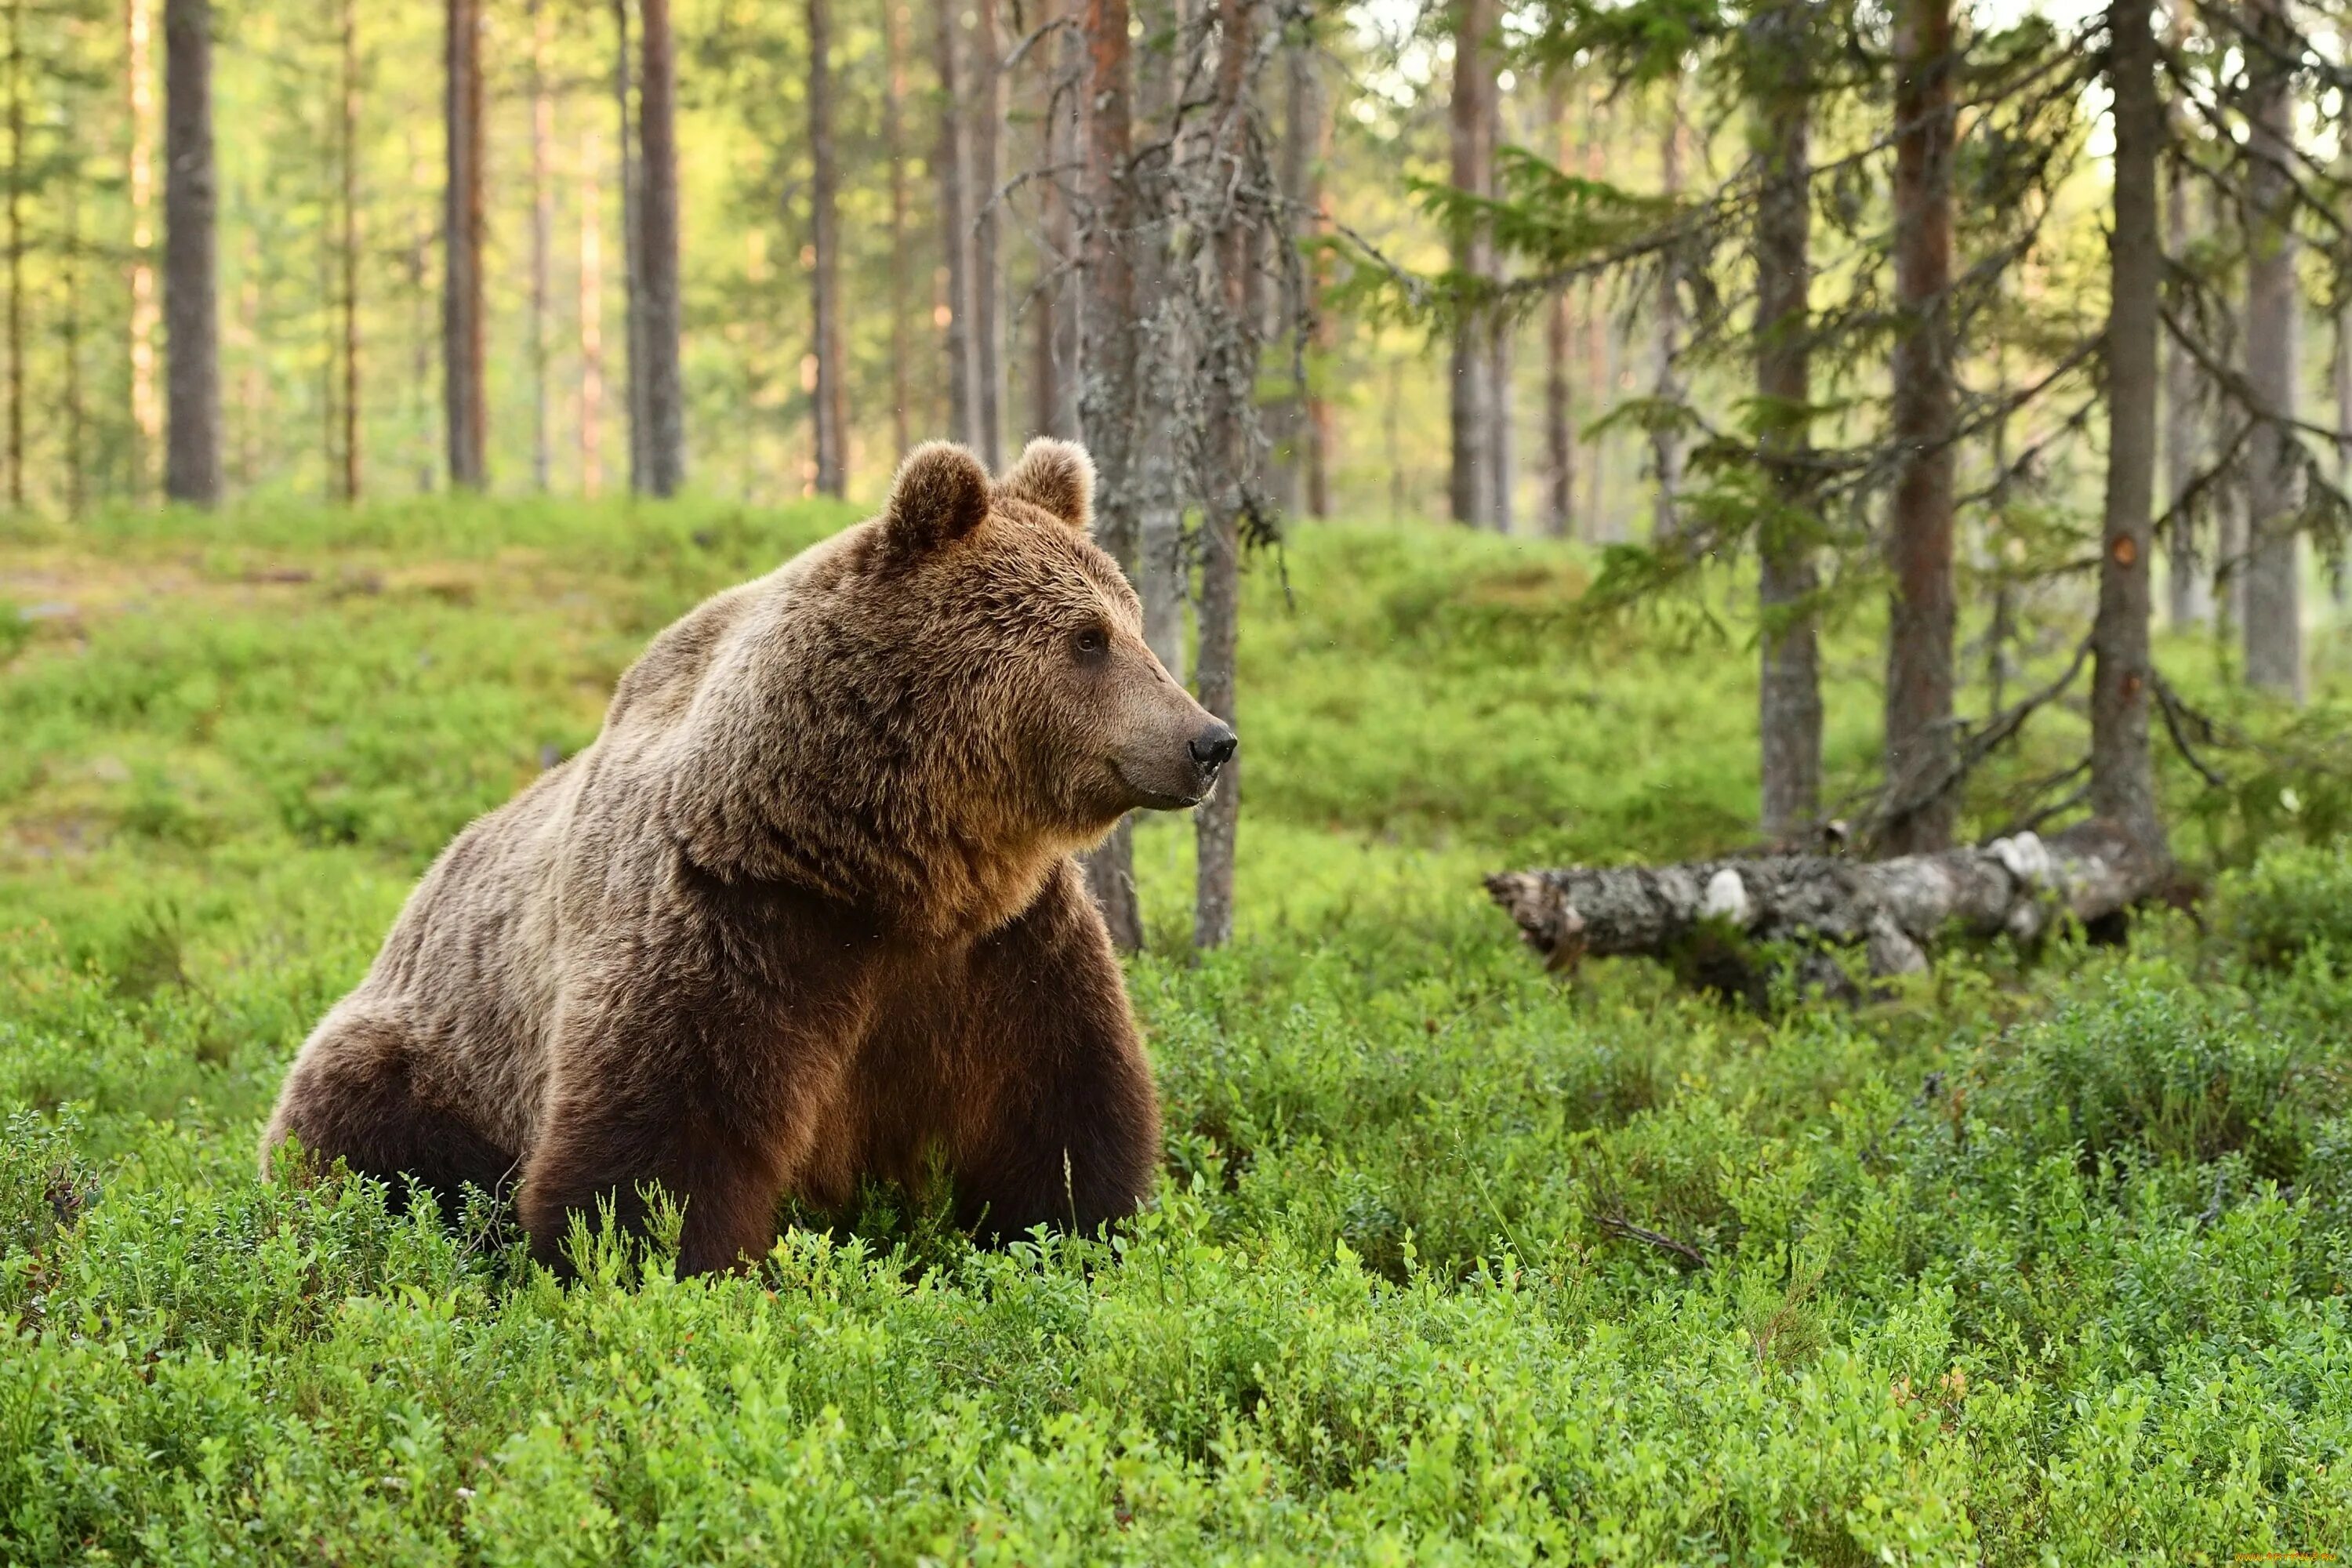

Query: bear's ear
[881,442,993,562]
[997,438,1095,533]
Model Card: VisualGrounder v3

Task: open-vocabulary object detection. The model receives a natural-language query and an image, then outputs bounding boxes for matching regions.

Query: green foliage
[4,499,2352,1559]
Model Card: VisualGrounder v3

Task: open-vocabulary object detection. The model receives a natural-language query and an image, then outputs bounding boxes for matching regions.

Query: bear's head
[861,438,1234,847]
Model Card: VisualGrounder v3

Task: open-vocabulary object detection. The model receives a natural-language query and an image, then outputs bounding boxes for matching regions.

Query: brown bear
[260,438,1233,1275]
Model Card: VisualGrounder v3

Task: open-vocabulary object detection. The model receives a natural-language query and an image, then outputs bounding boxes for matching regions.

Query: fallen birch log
[1486,818,2166,981]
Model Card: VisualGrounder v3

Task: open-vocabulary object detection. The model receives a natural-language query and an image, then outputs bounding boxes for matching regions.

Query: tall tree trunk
[1483,43,1512,532]
[883,0,911,459]
[637,0,686,495]
[1447,0,1494,527]
[580,122,605,495]
[1194,0,1258,951]
[935,0,975,447]
[2089,0,2165,855]
[2241,0,2301,699]
[1543,74,1574,538]
[443,0,487,489]
[129,0,161,492]
[528,0,554,492]
[406,132,435,493]
[63,137,82,517]
[1751,2,1820,842]
[1077,0,1144,949]
[162,0,220,505]
[340,0,362,503]
[2161,4,2205,626]
[808,0,846,495]
[1033,0,1076,443]
[1651,74,1685,543]
[969,0,1004,469]
[2162,167,2205,626]
[1880,0,1957,853]
[615,0,650,491]
[7,0,24,511]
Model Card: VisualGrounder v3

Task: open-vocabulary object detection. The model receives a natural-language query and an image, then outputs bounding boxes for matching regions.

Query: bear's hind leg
[264,1018,521,1220]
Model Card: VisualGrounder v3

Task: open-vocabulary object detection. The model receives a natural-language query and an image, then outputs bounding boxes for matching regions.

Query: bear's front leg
[946,860,1162,1242]
[518,1080,795,1276]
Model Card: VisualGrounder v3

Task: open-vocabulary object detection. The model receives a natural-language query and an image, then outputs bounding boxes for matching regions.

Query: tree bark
[528,0,554,492]
[1751,0,1820,842]
[1650,74,1685,544]
[1076,0,1143,949]
[934,0,975,448]
[2240,0,2301,699]
[969,0,1004,470]
[129,0,161,492]
[1880,0,1957,854]
[808,0,846,495]
[162,0,220,506]
[615,0,650,492]
[1447,0,1494,528]
[340,0,363,503]
[2161,6,2206,627]
[1487,818,2165,985]
[2089,0,2166,857]
[8,0,25,511]
[443,0,487,490]
[579,122,606,496]
[1194,0,1258,951]
[883,0,911,459]
[637,0,686,495]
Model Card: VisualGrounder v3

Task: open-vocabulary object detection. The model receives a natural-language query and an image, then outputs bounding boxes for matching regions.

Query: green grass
[5,495,2352,1561]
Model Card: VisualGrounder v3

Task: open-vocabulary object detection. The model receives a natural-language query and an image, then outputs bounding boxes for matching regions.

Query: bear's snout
[1189,723,1238,776]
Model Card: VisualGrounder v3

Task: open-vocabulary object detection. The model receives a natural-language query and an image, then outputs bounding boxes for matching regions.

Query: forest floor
[5,495,2352,1560]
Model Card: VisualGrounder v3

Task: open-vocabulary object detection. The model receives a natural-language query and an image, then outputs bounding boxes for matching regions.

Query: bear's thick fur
[261,439,1233,1274]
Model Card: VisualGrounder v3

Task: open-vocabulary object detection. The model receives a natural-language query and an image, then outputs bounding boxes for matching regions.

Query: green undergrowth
[5,495,2352,1561]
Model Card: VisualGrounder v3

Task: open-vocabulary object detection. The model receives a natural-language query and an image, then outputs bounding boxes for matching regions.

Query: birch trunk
[1488,819,2165,985]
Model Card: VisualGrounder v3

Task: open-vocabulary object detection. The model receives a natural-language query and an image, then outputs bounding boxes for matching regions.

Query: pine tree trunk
[637,0,686,495]
[808,0,846,496]
[1194,0,1258,951]
[969,0,1004,470]
[2089,0,2165,858]
[1651,75,1685,543]
[528,0,554,492]
[1751,2,1820,843]
[340,0,362,503]
[162,0,220,506]
[883,0,911,459]
[1076,0,1143,949]
[2241,0,2301,699]
[1132,0,1183,683]
[615,0,650,492]
[129,0,162,492]
[2162,146,2205,626]
[443,0,487,490]
[1880,0,1957,854]
[1446,0,1493,527]
[8,0,26,511]
[1482,46,1511,533]
[934,0,975,448]
[579,122,605,495]
[63,146,82,517]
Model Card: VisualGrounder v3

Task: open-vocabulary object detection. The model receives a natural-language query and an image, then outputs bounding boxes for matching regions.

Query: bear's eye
[1071,626,1109,662]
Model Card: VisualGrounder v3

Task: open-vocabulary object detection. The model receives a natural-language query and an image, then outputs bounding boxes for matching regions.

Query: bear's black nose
[1189,724,1238,771]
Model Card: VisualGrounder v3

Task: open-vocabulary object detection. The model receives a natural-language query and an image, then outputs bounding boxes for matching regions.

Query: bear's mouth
[1112,763,1208,811]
